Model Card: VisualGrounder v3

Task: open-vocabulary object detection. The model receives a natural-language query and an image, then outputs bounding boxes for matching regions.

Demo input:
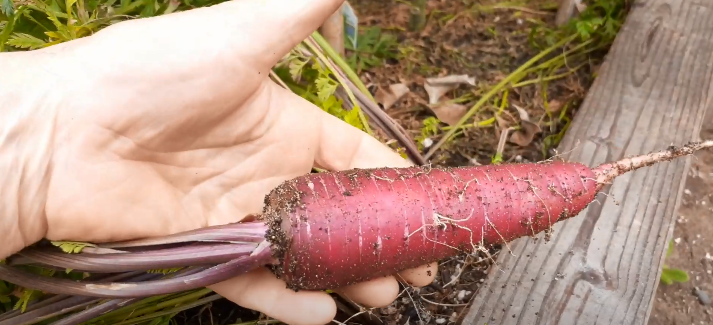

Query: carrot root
[593,140,713,187]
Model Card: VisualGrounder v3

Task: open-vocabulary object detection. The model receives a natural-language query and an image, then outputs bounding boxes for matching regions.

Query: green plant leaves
[660,267,689,285]
[6,32,46,49]
[660,239,689,285]
[344,26,399,73]
[1,0,13,16]
[51,241,96,254]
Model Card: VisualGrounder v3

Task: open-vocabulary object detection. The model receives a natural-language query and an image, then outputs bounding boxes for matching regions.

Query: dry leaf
[546,99,563,113]
[431,103,468,126]
[509,104,542,147]
[374,83,410,109]
[512,104,531,121]
[424,74,476,104]
[496,115,510,129]
[509,120,542,147]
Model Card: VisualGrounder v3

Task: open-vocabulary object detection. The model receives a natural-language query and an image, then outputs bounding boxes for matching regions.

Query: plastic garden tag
[342,1,358,49]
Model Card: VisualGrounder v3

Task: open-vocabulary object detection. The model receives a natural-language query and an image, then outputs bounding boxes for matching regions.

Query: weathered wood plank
[461,0,713,324]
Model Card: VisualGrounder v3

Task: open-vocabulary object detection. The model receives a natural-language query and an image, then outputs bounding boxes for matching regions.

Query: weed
[344,26,399,73]
[660,240,690,285]
[420,0,630,161]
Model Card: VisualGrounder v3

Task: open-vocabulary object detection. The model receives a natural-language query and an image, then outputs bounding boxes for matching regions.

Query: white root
[593,140,713,187]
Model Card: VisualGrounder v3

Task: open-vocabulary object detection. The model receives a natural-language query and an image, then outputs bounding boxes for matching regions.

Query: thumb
[132,0,347,70]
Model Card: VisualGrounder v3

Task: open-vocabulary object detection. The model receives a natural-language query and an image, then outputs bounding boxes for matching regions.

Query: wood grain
[461,0,713,324]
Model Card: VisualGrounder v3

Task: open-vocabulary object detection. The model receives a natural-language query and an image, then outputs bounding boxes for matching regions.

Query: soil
[648,111,713,325]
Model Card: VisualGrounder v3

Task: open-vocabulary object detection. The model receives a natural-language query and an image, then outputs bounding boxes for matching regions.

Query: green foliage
[0,279,13,312]
[1,0,14,16]
[0,0,234,52]
[660,267,689,285]
[660,240,690,285]
[414,116,440,150]
[13,288,38,313]
[275,47,367,133]
[528,0,627,50]
[491,152,503,165]
[147,268,183,274]
[344,26,399,73]
[51,240,96,254]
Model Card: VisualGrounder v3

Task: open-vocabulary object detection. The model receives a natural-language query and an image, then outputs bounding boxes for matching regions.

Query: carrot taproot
[262,161,597,290]
[261,140,713,290]
[0,140,710,300]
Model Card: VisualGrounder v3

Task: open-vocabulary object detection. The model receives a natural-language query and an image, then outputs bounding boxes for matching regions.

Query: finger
[201,0,346,70]
[313,107,415,171]
[396,263,438,287]
[82,0,346,71]
[333,275,400,308]
[209,267,337,325]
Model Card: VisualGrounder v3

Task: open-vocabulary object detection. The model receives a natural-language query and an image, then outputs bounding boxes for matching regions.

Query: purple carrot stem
[0,271,146,322]
[0,295,67,322]
[47,297,141,325]
[46,267,214,325]
[0,248,275,298]
[0,273,163,325]
[14,243,258,273]
[0,296,98,325]
[98,222,268,249]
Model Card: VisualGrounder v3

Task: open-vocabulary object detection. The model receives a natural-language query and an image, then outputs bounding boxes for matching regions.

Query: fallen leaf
[496,115,510,129]
[430,103,468,126]
[509,104,542,147]
[424,74,476,104]
[510,120,541,147]
[512,104,531,121]
[546,99,563,113]
[374,83,411,109]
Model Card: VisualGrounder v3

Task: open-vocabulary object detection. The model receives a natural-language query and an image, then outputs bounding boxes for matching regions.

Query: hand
[1,0,437,324]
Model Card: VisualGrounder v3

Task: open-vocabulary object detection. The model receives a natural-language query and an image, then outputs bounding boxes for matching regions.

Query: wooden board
[461,0,713,324]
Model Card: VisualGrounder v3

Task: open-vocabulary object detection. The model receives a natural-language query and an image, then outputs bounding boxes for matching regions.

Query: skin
[0,0,437,324]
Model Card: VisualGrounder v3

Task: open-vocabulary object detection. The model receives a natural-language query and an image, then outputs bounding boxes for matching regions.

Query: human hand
[0,0,436,324]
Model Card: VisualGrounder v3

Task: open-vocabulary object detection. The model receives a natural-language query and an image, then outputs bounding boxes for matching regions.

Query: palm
[39,4,325,242]
[44,79,321,243]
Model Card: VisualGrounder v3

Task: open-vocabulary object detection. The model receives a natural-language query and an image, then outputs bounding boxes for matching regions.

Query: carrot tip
[592,140,713,188]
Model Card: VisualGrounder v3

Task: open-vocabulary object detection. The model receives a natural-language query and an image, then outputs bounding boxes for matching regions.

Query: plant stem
[99,289,213,325]
[111,293,221,325]
[424,33,578,160]
[0,249,274,298]
[510,68,580,88]
[47,297,140,325]
[0,296,98,325]
[304,35,373,136]
[97,221,267,249]
[15,243,258,273]
[311,32,375,102]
